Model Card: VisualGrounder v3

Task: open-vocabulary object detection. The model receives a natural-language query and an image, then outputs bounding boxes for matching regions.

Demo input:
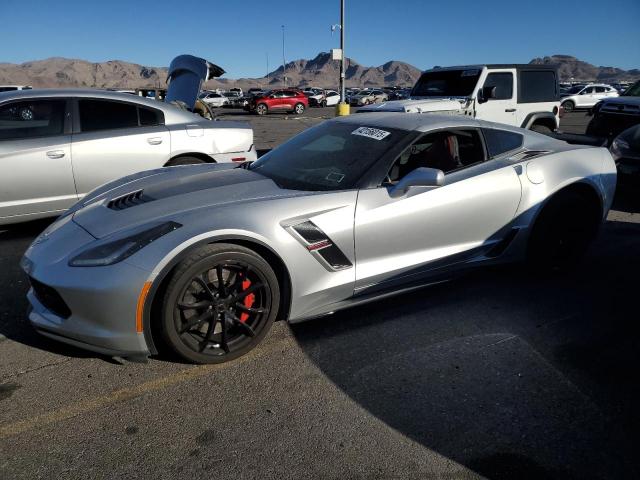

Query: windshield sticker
[461,69,480,77]
[351,126,391,141]
[326,172,345,183]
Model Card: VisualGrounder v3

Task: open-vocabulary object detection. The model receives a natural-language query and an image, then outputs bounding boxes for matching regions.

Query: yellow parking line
[1,362,224,438]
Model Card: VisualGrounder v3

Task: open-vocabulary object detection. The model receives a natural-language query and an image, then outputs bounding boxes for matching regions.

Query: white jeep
[359,64,561,133]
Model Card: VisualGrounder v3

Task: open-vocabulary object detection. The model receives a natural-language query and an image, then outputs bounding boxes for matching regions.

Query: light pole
[339,0,345,105]
[281,25,286,88]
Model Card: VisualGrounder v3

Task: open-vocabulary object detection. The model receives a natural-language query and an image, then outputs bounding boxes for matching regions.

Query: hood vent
[107,190,154,211]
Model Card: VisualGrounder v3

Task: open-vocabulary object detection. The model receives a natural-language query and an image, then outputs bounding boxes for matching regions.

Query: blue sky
[1,0,638,77]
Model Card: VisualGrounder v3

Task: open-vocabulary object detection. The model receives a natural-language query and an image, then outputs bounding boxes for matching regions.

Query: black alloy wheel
[161,244,279,363]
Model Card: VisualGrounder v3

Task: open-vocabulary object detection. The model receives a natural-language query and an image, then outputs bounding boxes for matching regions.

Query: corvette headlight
[69,222,181,267]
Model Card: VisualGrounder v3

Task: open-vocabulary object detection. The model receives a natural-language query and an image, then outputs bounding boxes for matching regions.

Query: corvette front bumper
[21,217,153,358]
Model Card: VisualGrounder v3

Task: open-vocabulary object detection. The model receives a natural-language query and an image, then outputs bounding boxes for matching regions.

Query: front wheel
[531,124,553,134]
[166,156,206,166]
[160,244,280,364]
[256,103,268,115]
[562,100,575,113]
[293,103,305,115]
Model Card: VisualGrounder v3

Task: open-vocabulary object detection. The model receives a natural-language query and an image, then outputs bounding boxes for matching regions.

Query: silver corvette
[21,113,617,363]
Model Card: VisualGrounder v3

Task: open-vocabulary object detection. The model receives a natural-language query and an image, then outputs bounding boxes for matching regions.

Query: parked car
[0,85,33,93]
[350,89,388,106]
[229,88,243,97]
[560,84,619,112]
[586,80,640,145]
[359,64,561,133]
[610,124,640,182]
[308,90,341,107]
[222,92,247,108]
[247,88,265,97]
[246,89,308,115]
[0,89,257,225]
[199,92,229,108]
[21,113,616,364]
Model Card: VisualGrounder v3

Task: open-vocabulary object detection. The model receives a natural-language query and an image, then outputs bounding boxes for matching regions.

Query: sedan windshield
[411,69,481,97]
[249,122,410,191]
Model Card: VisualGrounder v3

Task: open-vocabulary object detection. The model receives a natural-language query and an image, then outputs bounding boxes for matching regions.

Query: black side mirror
[478,86,497,103]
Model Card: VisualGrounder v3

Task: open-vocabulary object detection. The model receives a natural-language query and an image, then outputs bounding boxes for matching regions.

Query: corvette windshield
[411,69,481,97]
[249,122,409,191]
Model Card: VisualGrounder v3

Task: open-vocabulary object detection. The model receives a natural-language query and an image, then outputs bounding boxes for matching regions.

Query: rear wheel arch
[145,235,292,356]
[165,152,215,166]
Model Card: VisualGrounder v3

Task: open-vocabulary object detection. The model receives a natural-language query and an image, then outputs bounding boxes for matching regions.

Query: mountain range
[0,53,637,90]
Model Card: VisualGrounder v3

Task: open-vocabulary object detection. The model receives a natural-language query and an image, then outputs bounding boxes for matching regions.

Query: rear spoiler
[165,54,226,110]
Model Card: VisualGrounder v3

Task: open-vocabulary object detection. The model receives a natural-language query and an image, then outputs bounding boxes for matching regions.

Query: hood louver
[107,190,154,211]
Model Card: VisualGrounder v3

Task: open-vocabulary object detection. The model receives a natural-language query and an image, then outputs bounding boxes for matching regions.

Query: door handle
[505,108,516,112]
[147,137,163,145]
[46,150,65,159]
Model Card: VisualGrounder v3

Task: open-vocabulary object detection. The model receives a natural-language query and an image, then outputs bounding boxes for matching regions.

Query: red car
[247,88,308,115]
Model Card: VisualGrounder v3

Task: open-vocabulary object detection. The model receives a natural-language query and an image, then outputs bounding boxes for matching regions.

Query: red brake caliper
[239,278,255,323]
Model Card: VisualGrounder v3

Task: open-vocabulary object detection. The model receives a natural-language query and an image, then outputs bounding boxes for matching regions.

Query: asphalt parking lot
[1,110,639,480]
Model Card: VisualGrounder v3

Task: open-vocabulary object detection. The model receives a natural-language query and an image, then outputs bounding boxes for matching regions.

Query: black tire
[293,103,305,115]
[256,103,268,115]
[527,190,600,272]
[562,100,575,113]
[321,100,327,108]
[166,156,206,166]
[160,244,280,364]
[531,123,553,134]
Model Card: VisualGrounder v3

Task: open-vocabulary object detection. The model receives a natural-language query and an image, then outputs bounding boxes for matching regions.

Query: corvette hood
[358,98,463,113]
[72,164,300,239]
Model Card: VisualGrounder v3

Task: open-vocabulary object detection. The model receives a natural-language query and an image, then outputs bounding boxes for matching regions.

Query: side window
[483,72,513,100]
[79,100,138,132]
[139,106,164,126]
[595,86,606,93]
[0,99,66,140]
[583,87,595,94]
[386,129,485,182]
[519,70,558,103]
[483,128,523,157]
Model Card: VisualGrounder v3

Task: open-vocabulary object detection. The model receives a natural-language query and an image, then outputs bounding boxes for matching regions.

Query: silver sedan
[22,113,616,364]
[0,89,257,225]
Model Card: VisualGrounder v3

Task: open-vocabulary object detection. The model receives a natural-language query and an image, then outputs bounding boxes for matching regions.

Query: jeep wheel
[561,100,575,113]
[531,124,553,135]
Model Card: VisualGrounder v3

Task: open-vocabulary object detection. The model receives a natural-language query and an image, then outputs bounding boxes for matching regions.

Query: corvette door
[354,128,522,292]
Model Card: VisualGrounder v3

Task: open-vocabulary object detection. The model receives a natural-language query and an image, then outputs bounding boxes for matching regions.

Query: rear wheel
[166,156,206,166]
[293,103,305,115]
[256,103,268,115]
[527,190,600,271]
[160,244,280,364]
[561,100,575,113]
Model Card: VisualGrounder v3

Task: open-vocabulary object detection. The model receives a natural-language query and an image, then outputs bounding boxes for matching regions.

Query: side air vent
[511,150,550,161]
[290,221,352,271]
[107,190,154,211]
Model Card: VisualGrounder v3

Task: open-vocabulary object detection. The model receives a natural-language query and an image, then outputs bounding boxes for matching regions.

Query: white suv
[560,84,619,112]
[359,64,561,133]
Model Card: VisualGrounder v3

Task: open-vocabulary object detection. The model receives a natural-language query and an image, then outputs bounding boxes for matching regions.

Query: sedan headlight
[69,222,181,267]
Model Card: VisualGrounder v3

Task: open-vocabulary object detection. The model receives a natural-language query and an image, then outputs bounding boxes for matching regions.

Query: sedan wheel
[19,107,33,121]
[161,244,280,364]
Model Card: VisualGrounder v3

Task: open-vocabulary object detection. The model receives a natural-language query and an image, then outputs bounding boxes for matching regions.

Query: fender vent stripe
[291,221,353,271]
